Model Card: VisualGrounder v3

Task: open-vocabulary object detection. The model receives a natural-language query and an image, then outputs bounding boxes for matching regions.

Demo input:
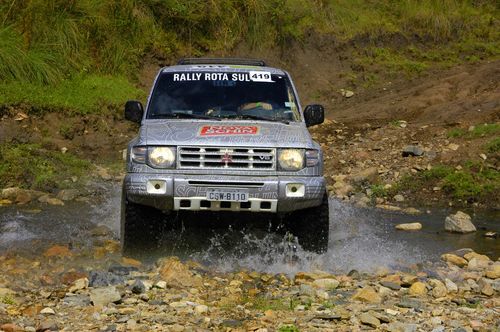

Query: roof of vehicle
[161,58,286,75]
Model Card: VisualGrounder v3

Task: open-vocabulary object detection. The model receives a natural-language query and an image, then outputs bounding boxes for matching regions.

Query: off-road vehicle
[122,58,329,253]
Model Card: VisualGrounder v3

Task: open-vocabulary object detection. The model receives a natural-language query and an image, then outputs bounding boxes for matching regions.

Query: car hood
[137,120,316,148]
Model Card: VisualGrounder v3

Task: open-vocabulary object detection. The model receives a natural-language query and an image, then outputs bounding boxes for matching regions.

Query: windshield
[147,71,300,122]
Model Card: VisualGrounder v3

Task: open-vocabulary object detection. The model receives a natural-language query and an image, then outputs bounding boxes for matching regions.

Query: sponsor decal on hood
[199,125,260,136]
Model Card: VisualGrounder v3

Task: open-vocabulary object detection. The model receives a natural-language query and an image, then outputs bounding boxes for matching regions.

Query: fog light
[286,183,305,197]
[146,180,167,194]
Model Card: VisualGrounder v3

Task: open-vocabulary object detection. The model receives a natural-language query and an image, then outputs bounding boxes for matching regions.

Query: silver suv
[122,58,329,253]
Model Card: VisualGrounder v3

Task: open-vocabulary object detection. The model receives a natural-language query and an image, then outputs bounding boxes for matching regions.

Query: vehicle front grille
[178,146,275,170]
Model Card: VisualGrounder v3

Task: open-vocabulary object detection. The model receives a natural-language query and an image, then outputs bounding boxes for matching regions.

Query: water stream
[0,183,498,274]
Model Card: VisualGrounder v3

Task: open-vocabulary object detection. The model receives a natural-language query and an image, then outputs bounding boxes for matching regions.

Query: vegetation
[447,123,500,138]
[0,1,498,113]
[393,162,499,203]
[0,143,91,191]
[278,325,300,332]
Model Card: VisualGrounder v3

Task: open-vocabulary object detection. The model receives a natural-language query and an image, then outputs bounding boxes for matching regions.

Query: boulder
[485,264,500,279]
[444,211,476,233]
[408,282,427,296]
[441,254,468,267]
[158,257,202,288]
[395,223,422,231]
[352,287,382,304]
[402,145,424,157]
[89,286,121,306]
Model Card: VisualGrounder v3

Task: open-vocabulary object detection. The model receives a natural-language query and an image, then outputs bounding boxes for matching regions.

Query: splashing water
[0,183,498,274]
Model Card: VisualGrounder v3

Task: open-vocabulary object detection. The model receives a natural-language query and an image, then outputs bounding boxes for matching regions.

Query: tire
[121,195,164,253]
[288,192,330,253]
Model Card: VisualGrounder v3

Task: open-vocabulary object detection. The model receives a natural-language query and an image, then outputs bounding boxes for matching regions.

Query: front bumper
[124,173,325,213]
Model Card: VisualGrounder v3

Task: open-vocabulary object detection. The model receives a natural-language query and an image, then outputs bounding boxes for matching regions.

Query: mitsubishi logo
[221,149,233,167]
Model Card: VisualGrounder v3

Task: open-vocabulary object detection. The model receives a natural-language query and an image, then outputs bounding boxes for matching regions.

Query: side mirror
[124,101,144,123]
[304,104,324,127]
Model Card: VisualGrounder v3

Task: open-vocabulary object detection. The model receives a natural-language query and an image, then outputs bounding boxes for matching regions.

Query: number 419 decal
[249,71,274,83]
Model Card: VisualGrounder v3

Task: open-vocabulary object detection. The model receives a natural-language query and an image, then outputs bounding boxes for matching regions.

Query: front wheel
[287,192,330,253]
[121,196,164,253]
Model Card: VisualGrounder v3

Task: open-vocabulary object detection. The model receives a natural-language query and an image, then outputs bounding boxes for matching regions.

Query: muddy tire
[288,192,329,253]
[121,196,164,253]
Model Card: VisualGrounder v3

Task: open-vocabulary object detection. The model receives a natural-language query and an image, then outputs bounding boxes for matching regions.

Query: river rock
[56,189,79,201]
[395,222,422,231]
[478,278,494,296]
[352,287,382,303]
[43,245,72,258]
[408,282,427,296]
[430,280,447,298]
[0,324,24,332]
[131,279,146,294]
[485,264,500,279]
[90,286,121,306]
[40,307,55,315]
[89,271,125,287]
[444,279,458,293]
[313,278,339,290]
[359,312,380,328]
[444,211,476,233]
[402,145,424,157]
[36,320,58,332]
[441,254,468,267]
[393,194,405,202]
[69,277,89,293]
[463,252,490,262]
[158,257,202,288]
[467,258,489,271]
[38,195,64,206]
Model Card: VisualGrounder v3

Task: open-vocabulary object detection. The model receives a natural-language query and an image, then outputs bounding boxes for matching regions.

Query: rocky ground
[0,237,499,332]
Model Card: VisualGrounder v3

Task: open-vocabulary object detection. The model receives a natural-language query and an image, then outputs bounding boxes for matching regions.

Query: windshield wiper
[153,113,221,121]
[236,114,289,124]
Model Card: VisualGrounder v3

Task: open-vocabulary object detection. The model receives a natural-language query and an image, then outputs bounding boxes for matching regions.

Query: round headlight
[278,149,304,171]
[148,147,176,168]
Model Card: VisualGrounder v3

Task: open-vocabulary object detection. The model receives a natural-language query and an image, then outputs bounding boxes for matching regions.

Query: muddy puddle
[0,184,498,274]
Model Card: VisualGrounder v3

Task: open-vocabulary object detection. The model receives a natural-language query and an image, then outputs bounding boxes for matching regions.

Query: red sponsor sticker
[199,125,259,136]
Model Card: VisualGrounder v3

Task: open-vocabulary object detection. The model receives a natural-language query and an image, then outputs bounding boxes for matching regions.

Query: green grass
[1,296,15,305]
[278,325,300,332]
[0,143,92,191]
[0,74,144,114]
[393,163,499,203]
[486,137,500,154]
[447,123,500,139]
[0,1,498,112]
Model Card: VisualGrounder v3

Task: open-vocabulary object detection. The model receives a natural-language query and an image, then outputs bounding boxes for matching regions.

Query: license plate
[206,188,249,202]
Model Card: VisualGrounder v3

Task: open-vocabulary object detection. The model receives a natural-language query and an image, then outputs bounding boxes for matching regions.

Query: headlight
[278,149,304,171]
[147,147,176,168]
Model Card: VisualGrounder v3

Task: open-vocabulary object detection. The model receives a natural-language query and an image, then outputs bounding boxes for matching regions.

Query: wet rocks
[395,222,422,231]
[38,195,64,206]
[485,263,500,279]
[89,286,121,306]
[56,189,79,201]
[43,245,72,258]
[444,211,476,233]
[441,253,468,267]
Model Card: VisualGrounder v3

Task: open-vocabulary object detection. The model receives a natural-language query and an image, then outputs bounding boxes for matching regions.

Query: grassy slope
[0,0,499,194]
